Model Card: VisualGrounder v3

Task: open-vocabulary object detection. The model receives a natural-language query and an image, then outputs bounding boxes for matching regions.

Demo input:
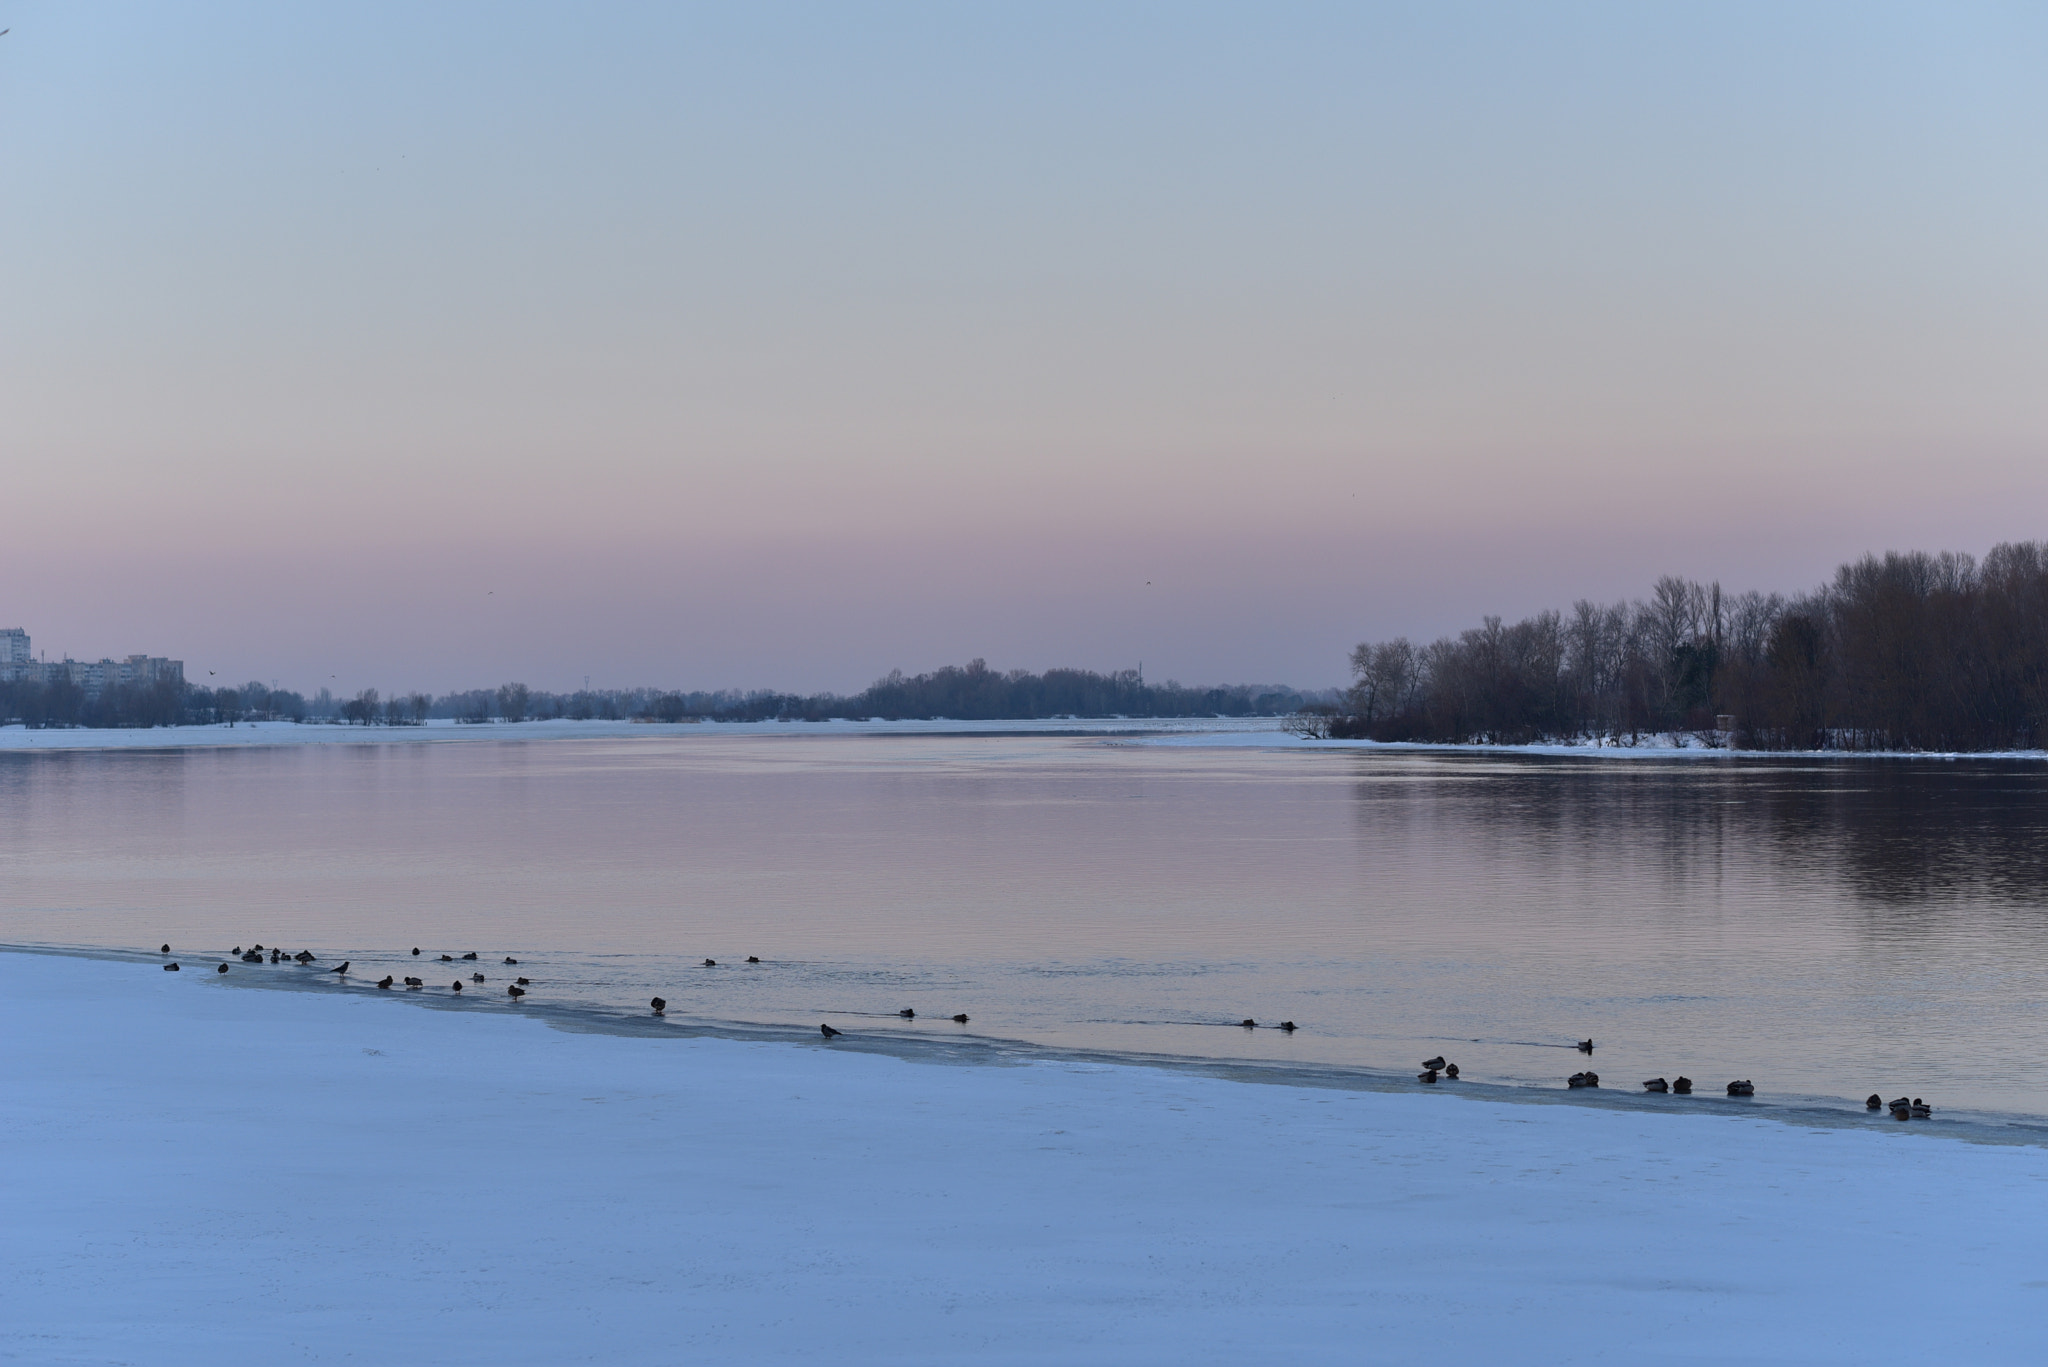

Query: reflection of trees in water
[1345,755,2048,933]
[1742,761,2048,913]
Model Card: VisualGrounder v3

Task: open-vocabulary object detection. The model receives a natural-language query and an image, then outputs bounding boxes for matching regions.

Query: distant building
[0,630,184,694]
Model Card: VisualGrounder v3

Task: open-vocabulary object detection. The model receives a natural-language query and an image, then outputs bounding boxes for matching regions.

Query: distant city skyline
[4,3,2045,694]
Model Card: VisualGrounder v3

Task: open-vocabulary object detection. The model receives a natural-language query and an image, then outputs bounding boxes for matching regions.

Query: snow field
[4,951,2044,1365]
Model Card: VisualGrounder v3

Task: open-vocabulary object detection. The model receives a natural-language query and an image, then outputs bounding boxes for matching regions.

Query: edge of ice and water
[12,940,2043,1149]
[4,713,2045,761]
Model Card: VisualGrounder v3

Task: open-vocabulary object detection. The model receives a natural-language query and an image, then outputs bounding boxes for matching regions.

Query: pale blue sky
[3,3,2044,692]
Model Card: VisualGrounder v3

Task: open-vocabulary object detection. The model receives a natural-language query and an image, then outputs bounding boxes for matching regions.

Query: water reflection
[2,736,2046,1117]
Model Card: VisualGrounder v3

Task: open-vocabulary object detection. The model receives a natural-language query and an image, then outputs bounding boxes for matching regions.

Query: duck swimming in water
[746,956,760,963]
[471,973,484,983]
[1279,1021,1296,1032]
[951,1013,969,1023]
[516,977,530,986]
[461,952,478,961]
[1577,1039,1595,1053]
[898,1008,915,1019]
[503,957,517,965]
[702,959,717,967]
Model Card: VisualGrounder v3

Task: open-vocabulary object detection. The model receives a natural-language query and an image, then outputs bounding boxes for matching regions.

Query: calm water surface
[5,732,2047,1120]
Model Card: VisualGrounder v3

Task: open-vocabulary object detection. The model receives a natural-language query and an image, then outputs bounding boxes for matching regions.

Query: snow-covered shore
[0,715,1279,751]
[5,952,2043,1364]
[6,715,2042,761]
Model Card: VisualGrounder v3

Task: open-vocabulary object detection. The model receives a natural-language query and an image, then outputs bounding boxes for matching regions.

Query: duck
[451,980,463,992]
[1911,1099,1933,1119]
[163,962,180,971]
[232,946,242,956]
[898,1008,915,1019]
[404,976,423,988]
[702,958,717,967]
[951,1013,969,1023]
[1866,1093,1883,1110]
[1672,1076,1693,1094]
[376,975,393,989]
[820,1023,841,1038]
[1418,1068,1439,1083]
[650,997,666,1015]
[217,963,229,974]
[330,961,350,975]
[1889,1097,1912,1119]
[240,950,262,963]
[1577,1039,1595,1053]
[160,944,171,953]
[516,977,530,986]
[1240,1018,1257,1028]
[252,944,264,952]
[461,952,478,961]
[746,956,761,963]
[440,954,453,961]
[1279,1021,1297,1032]
[1726,1080,1755,1097]
[471,972,484,983]
[503,957,518,965]
[1643,1077,1669,1093]
[411,948,421,956]
[1567,1071,1599,1088]
[1443,1063,1459,1079]
[295,951,315,963]
[507,985,526,999]
[270,950,283,963]
[1422,1055,1447,1070]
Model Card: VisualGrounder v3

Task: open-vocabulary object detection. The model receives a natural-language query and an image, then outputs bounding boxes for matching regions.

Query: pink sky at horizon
[4,3,2044,694]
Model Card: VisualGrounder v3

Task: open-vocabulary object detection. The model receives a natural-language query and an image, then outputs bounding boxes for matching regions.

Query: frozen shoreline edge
[3,713,2042,761]
[17,943,2041,1148]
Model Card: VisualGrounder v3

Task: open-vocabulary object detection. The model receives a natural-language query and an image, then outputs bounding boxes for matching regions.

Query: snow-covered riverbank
[7,715,2041,761]
[5,952,2043,1365]
[0,715,1284,751]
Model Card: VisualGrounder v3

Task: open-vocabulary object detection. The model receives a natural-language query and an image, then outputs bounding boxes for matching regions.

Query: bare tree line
[1330,542,2048,751]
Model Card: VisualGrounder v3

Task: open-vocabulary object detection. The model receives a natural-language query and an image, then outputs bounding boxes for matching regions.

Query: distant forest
[0,659,1329,731]
[1327,541,2048,751]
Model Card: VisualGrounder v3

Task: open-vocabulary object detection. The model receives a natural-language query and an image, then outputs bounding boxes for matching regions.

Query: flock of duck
[154,944,1937,1118]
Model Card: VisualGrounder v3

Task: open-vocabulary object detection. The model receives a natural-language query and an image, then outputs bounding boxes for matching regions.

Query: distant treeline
[1329,541,2048,751]
[1,661,1329,730]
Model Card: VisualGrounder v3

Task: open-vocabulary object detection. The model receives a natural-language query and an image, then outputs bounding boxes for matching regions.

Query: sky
[3,2,2045,695]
